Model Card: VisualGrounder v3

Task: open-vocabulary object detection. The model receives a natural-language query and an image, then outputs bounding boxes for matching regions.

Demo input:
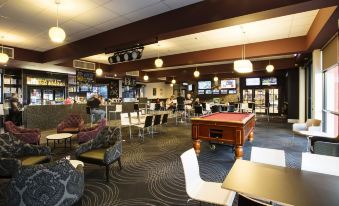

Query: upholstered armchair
[75,126,122,181]
[57,114,85,134]
[0,133,51,178]
[4,121,41,144]
[78,118,107,144]
[292,119,321,135]
[7,159,84,206]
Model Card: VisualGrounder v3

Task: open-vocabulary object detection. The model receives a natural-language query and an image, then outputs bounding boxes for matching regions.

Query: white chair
[149,103,156,112]
[250,147,286,167]
[180,148,235,206]
[109,104,122,121]
[120,112,132,139]
[301,153,339,176]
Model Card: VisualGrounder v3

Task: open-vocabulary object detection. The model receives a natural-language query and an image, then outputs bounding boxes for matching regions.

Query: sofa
[57,114,84,134]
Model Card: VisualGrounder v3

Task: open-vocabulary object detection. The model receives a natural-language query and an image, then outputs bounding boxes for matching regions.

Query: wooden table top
[222,160,339,206]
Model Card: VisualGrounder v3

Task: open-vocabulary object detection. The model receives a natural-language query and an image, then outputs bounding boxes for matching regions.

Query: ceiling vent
[126,70,140,77]
[157,77,167,81]
[73,60,96,71]
[2,46,14,59]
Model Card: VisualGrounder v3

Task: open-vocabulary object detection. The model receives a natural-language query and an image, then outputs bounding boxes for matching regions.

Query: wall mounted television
[198,81,212,89]
[221,79,236,89]
[228,89,237,94]
[198,90,205,94]
[220,90,228,94]
[262,77,278,86]
[245,78,260,86]
[188,84,193,91]
[212,90,220,94]
[205,90,212,94]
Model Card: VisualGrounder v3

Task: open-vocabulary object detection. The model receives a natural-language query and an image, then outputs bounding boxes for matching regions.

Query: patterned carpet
[0,118,307,206]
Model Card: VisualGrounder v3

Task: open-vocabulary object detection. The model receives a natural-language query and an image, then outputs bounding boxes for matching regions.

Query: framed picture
[153,88,156,96]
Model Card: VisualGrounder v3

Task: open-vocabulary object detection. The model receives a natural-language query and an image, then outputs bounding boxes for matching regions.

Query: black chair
[309,136,339,154]
[238,194,270,206]
[314,141,339,157]
[201,103,206,111]
[161,113,168,126]
[153,114,162,133]
[134,104,139,112]
[155,103,161,111]
[194,106,203,116]
[176,104,186,124]
[221,105,228,112]
[136,115,154,141]
[86,106,95,125]
[227,105,235,112]
[211,105,221,113]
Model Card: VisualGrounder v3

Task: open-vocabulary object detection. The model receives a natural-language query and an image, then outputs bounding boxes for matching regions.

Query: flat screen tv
[198,90,205,94]
[220,90,228,94]
[205,90,212,94]
[212,90,220,94]
[246,78,260,86]
[198,81,212,89]
[188,84,193,91]
[221,79,236,89]
[262,77,278,86]
[228,89,237,94]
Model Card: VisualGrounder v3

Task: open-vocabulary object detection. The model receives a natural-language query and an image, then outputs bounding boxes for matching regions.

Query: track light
[108,46,144,64]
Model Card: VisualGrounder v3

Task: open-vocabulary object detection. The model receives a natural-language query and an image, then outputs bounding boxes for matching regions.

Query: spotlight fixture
[193,67,200,78]
[49,0,66,43]
[266,60,274,72]
[213,75,218,82]
[108,46,144,64]
[171,77,176,84]
[154,44,163,68]
[143,74,149,81]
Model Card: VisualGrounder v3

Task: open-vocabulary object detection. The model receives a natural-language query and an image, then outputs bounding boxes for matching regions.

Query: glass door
[242,89,253,103]
[254,89,266,113]
[268,89,279,114]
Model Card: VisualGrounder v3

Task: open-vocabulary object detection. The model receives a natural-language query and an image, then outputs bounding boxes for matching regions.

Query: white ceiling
[82,9,318,65]
[0,0,202,51]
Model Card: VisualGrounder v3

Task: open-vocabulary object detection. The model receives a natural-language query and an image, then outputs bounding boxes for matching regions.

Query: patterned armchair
[75,126,122,181]
[7,159,84,206]
[0,133,51,177]
[4,121,41,144]
[57,114,85,134]
[78,118,107,144]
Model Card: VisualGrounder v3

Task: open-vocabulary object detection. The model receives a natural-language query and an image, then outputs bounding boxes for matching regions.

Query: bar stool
[86,106,95,126]
[109,104,122,121]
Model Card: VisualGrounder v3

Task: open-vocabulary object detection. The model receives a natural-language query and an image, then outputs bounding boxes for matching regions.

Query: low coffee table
[46,133,73,149]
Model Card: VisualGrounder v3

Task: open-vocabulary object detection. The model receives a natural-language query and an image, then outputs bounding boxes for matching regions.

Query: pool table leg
[193,140,201,155]
[235,145,243,159]
[248,131,254,142]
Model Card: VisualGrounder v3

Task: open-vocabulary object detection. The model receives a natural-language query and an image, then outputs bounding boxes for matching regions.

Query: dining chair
[301,153,339,176]
[135,115,154,141]
[250,147,286,167]
[180,148,236,206]
[313,140,339,157]
[109,104,122,121]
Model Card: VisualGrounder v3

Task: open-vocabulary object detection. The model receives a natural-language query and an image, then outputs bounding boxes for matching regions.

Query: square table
[222,159,339,206]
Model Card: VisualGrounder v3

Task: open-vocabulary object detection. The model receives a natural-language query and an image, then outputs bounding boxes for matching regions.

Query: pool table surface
[191,112,255,159]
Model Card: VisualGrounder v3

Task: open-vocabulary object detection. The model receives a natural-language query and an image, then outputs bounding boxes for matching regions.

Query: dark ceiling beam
[42,0,320,64]
[306,6,338,50]
[5,45,43,64]
[108,37,305,74]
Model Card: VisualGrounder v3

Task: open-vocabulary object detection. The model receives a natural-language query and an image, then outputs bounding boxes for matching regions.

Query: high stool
[86,107,95,126]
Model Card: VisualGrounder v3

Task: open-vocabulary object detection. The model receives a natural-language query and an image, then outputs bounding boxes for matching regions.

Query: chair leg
[106,165,110,182]
[118,157,122,170]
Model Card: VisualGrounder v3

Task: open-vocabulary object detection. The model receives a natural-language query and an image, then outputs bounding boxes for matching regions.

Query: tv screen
[188,84,193,91]
[220,90,228,94]
[228,89,237,94]
[262,77,278,86]
[246,78,260,86]
[198,90,205,94]
[221,79,236,89]
[205,90,212,94]
[212,90,220,94]
[198,81,211,89]
[182,82,188,86]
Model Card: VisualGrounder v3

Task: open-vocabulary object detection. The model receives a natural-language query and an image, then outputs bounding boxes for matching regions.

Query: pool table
[191,112,255,159]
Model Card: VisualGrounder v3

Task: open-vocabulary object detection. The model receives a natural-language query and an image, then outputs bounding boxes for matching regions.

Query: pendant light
[234,28,252,73]
[171,77,176,84]
[266,60,274,72]
[154,44,163,67]
[49,0,66,43]
[193,67,200,78]
[95,64,103,76]
[213,75,218,82]
[170,83,173,87]
[0,36,9,64]
[143,74,149,81]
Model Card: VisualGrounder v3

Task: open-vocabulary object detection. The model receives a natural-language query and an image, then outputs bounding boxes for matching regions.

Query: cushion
[19,155,49,166]
[79,148,106,161]
[60,127,79,133]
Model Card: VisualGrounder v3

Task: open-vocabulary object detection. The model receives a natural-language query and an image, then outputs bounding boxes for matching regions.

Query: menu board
[262,77,277,85]
[221,79,236,89]
[27,77,65,86]
[123,76,136,87]
[76,71,94,92]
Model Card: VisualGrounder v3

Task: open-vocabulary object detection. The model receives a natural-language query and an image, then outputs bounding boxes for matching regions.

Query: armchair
[78,118,107,144]
[0,133,51,178]
[4,121,41,144]
[57,114,84,134]
[75,126,122,181]
[7,159,84,206]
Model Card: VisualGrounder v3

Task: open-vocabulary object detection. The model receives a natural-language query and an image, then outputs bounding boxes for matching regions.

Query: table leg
[235,145,243,159]
[248,131,254,142]
[193,139,201,155]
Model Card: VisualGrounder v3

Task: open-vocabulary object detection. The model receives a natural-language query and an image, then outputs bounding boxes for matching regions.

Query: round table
[46,133,73,149]
[69,160,84,168]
